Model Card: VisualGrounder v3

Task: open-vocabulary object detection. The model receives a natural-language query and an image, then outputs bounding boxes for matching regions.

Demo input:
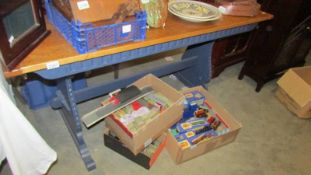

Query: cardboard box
[52,0,140,23]
[105,74,184,155]
[166,86,242,164]
[103,129,167,169]
[276,66,311,118]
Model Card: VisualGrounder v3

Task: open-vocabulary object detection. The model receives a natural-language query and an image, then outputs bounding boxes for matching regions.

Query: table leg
[55,77,96,171]
[175,42,213,88]
[113,64,119,79]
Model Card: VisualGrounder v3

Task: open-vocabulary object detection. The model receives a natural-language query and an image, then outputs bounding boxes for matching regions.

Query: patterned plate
[168,0,220,20]
[169,8,221,22]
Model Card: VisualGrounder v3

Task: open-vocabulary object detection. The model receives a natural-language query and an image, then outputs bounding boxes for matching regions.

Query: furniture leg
[175,42,213,87]
[255,81,264,92]
[113,64,119,79]
[238,69,245,80]
[55,77,96,171]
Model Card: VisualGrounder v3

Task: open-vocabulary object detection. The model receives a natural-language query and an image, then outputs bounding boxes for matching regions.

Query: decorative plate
[168,0,221,21]
[168,8,220,22]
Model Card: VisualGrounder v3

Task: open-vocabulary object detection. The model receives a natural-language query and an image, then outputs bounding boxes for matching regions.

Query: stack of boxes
[102,74,242,168]
[276,66,311,118]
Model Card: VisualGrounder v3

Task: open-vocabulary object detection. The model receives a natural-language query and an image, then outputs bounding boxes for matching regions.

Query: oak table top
[4,12,273,78]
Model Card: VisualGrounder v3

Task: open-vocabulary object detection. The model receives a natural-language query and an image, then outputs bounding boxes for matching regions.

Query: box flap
[295,66,311,85]
[277,67,311,107]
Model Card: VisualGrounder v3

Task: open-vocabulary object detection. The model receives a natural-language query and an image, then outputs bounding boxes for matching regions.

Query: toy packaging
[105,74,183,155]
[170,90,231,149]
[111,91,173,136]
[166,86,242,164]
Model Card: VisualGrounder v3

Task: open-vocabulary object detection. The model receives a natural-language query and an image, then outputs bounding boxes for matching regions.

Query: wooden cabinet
[211,32,252,77]
[210,0,265,78]
[0,0,50,70]
[238,0,311,92]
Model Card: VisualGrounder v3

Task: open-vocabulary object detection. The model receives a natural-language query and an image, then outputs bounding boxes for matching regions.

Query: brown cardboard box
[218,0,261,17]
[276,66,311,118]
[166,86,242,164]
[52,0,140,23]
[105,74,184,155]
[103,129,167,169]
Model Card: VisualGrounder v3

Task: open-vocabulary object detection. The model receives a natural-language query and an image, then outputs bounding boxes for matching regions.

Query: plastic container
[44,0,147,54]
[140,0,168,28]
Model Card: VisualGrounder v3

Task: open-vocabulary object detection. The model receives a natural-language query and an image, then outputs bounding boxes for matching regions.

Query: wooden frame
[0,0,50,70]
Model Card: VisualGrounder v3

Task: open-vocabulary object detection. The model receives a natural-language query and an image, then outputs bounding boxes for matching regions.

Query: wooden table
[4,12,272,171]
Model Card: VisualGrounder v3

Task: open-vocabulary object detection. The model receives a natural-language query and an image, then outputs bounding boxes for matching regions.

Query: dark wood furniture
[0,0,50,71]
[238,0,311,92]
[211,32,252,77]
[210,0,268,78]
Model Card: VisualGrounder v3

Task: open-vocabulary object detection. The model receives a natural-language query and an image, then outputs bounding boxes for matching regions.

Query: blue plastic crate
[44,0,147,54]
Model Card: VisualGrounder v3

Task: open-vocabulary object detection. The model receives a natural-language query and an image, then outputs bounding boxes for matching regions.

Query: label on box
[77,0,90,10]
[122,24,132,34]
[141,0,150,4]
[144,138,152,148]
[46,61,60,70]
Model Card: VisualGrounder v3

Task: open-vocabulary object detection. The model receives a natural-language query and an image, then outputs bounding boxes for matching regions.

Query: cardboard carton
[103,129,167,169]
[52,0,140,23]
[105,74,184,155]
[166,86,242,164]
[276,66,311,118]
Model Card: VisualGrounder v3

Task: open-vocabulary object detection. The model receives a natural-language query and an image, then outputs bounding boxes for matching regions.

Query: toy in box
[166,86,242,164]
[105,74,184,155]
[170,89,232,149]
[111,91,173,137]
[172,114,229,149]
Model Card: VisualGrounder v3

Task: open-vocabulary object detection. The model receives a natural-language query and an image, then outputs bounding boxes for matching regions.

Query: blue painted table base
[34,24,257,171]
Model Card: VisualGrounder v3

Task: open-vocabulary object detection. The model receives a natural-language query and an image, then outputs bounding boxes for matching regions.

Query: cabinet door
[0,0,49,70]
[212,32,251,77]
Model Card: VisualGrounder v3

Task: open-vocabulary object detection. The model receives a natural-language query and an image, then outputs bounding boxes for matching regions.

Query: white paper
[46,61,60,70]
[122,24,132,34]
[141,0,150,4]
[77,0,90,10]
